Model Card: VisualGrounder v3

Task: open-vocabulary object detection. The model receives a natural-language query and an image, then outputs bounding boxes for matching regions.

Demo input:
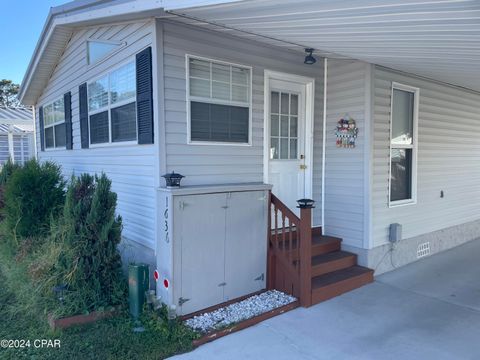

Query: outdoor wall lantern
[162,171,185,188]
[297,199,316,208]
[304,48,316,65]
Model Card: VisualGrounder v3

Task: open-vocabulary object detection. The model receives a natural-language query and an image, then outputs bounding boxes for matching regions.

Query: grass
[0,237,197,360]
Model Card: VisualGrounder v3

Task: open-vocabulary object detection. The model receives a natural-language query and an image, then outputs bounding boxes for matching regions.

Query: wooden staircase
[268,193,373,307]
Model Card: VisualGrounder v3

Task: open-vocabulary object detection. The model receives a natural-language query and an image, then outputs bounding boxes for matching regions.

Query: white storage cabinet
[157,184,271,315]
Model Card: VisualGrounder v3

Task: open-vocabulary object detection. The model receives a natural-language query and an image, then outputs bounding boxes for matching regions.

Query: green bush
[4,159,65,239]
[50,173,126,315]
[0,159,21,217]
[0,158,20,186]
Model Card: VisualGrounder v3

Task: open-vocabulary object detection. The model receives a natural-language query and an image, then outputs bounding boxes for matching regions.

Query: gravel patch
[184,290,296,333]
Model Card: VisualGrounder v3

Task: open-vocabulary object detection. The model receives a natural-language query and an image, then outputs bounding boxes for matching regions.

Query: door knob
[300,164,307,170]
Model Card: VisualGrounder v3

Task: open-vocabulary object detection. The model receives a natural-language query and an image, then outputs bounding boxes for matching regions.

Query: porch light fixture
[297,199,316,209]
[162,171,185,188]
[304,48,316,65]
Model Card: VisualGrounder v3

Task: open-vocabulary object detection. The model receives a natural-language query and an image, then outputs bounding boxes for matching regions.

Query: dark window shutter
[64,92,73,150]
[79,83,89,148]
[136,47,154,144]
[38,106,45,151]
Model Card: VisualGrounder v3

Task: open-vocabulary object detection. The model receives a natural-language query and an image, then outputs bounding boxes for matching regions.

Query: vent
[417,242,430,258]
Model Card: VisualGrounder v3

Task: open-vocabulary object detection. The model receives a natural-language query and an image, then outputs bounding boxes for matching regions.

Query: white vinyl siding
[35,20,156,249]
[372,66,480,247]
[161,20,325,226]
[324,59,370,248]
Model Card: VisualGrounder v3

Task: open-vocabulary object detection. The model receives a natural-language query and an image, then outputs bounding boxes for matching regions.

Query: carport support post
[299,205,313,307]
[8,125,14,163]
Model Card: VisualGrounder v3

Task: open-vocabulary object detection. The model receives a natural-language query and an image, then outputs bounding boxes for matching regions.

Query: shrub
[51,173,126,315]
[0,159,21,218]
[0,158,21,186]
[3,159,65,239]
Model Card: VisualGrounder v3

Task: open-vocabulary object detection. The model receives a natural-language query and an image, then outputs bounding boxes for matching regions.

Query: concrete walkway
[171,240,480,360]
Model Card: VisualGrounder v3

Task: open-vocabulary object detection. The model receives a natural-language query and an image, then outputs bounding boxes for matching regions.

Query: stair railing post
[297,199,315,307]
[267,190,275,290]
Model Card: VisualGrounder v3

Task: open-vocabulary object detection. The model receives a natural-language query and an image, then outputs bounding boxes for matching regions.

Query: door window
[270,91,298,160]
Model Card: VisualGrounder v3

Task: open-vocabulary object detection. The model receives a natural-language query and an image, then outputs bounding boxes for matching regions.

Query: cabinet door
[224,191,267,301]
[177,193,226,315]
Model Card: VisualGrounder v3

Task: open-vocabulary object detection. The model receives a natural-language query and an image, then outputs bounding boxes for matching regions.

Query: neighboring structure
[18,0,480,314]
[0,107,35,166]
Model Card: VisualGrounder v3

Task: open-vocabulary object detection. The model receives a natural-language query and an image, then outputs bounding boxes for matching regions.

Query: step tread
[311,251,356,266]
[312,265,373,289]
[312,235,342,246]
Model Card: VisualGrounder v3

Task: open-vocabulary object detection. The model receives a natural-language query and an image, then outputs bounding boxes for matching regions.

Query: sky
[0,0,67,85]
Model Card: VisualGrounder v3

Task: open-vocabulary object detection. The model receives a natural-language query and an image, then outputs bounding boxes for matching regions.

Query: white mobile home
[19,0,480,314]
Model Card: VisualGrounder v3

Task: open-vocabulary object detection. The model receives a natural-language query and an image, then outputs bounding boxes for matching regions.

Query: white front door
[267,77,310,215]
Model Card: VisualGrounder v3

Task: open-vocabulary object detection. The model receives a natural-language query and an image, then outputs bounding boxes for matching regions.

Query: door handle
[300,164,307,170]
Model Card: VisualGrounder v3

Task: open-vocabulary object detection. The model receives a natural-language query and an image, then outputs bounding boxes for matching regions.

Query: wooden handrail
[267,191,313,307]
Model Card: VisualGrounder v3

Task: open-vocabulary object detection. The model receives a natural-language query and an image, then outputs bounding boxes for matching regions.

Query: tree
[0,79,20,107]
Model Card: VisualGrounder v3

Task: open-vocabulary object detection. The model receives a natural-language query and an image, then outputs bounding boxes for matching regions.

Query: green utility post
[128,264,149,321]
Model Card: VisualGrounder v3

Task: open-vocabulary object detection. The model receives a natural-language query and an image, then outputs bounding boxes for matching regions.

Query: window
[389,83,419,206]
[43,97,66,149]
[187,56,251,144]
[87,61,137,145]
[270,91,299,160]
[87,40,122,65]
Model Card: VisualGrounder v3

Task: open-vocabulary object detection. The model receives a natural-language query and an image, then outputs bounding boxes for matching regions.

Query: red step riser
[311,272,374,304]
[311,255,357,278]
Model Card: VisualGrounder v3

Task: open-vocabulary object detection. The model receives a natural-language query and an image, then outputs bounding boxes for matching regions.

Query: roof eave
[19,0,168,105]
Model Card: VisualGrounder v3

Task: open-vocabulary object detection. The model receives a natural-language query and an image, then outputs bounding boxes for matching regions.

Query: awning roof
[0,107,34,128]
[20,0,480,105]
[166,0,480,92]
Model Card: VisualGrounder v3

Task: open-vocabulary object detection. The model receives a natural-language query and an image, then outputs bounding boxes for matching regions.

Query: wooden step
[311,251,357,277]
[311,235,342,256]
[311,266,374,305]
[282,235,342,262]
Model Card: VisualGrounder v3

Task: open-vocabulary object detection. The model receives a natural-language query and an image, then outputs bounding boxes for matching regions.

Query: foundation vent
[417,242,431,258]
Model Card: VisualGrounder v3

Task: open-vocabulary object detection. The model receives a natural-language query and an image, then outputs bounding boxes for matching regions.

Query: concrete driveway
[171,239,480,360]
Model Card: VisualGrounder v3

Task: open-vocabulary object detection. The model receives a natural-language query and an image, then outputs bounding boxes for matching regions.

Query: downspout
[321,58,328,235]
[31,105,38,159]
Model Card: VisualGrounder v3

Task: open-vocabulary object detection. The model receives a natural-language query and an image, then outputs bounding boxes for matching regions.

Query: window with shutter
[86,61,137,146]
[42,97,66,149]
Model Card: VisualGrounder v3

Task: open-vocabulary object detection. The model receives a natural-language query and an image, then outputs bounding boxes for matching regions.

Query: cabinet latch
[178,297,190,306]
[254,273,264,281]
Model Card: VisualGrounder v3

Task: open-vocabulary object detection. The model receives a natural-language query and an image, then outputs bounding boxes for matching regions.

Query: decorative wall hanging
[335,115,358,148]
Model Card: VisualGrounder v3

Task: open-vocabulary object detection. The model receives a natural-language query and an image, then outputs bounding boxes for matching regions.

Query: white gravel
[184,290,297,333]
